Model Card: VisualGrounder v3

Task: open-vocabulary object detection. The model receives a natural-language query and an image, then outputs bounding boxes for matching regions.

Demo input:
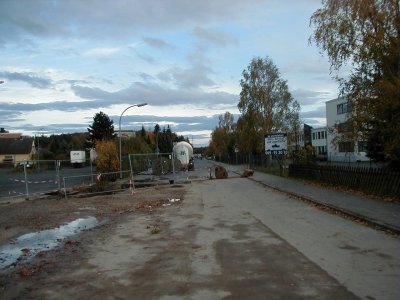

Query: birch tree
[237,56,299,154]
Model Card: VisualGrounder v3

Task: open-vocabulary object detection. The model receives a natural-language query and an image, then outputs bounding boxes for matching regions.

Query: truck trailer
[70,150,86,168]
[173,141,194,170]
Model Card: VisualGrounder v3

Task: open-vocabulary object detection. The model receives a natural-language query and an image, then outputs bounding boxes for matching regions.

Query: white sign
[265,133,287,155]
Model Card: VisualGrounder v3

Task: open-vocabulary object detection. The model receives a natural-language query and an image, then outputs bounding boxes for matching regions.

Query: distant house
[0,132,36,165]
[116,129,136,139]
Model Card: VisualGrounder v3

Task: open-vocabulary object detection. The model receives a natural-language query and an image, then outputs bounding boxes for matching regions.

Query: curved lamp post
[119,103,147,179]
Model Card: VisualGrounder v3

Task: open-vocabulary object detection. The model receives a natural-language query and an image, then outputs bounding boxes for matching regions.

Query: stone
[241,169,254,178]
[215,166,228,179]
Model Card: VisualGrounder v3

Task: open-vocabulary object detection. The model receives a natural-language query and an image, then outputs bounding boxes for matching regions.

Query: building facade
[325,98,369,162]
[311,127,327,160]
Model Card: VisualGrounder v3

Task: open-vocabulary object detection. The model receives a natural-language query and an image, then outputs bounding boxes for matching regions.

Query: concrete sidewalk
[227,165,400,234]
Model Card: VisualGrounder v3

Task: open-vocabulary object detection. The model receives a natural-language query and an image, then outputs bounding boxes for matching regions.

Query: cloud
[143,37,172,49]
[0,71,52,89]
[0,109,25,122]
[0,100,97,114]
[71,82,236,107]
[300,106,326,119]
[291,88,333,106]
[119,115,219,131]
[156,45,216,89]
[83,47,121,57]
[158,64,215,89]
[3,112,226,146]
[0,79,237,120]
[192,27,237,47]
[137,53,157,64]
[0,0,266,45]
[299,105,327,128]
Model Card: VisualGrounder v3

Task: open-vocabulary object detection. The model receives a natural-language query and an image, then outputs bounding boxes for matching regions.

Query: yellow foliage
[95,140,119,173]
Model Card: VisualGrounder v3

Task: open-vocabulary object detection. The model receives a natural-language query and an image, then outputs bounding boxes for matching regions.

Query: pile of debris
[135,198,182,211]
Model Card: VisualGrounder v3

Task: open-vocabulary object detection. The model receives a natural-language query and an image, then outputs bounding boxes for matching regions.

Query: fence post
[23,162,29,200]
[172,152,176,183]
[128,154,134,179]
[90,159,94,184]
[55,160,61,191]
[63,177,67,199]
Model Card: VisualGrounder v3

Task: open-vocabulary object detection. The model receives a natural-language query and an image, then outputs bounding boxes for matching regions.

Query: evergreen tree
[87,111,115,146]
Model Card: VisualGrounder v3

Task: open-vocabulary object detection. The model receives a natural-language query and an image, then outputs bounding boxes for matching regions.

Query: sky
[0,0,339,147]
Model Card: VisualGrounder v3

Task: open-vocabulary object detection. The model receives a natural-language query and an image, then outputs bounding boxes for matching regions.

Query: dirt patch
[0,184,186,273]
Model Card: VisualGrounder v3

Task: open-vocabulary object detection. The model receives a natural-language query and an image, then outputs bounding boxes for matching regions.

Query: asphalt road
[0,165,96,199]
[17,170,399,299]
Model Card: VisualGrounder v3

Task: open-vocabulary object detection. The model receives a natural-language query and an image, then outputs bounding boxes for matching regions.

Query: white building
[325,98,369,162]
[311,127,327,160]
[117,129,136,139]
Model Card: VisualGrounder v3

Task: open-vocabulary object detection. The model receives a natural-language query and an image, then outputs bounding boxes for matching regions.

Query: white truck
[173,141,194,170]
[70,150,86,167]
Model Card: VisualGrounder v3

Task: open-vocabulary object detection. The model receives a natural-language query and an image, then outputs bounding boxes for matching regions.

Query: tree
[95,139,119,180]
[124,135,153,155]
[285,100,302,150]
[238,56,299,154]
[87,111,115,146]
[209,112,237,161]
[154,124,161,153]
[218,111,235,132]
[209,127,230,159]
[140,125,146,141]
[310,0,400,167]
[153,124,185,153]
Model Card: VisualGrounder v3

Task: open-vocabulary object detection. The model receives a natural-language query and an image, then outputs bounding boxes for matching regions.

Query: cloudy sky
[0,0,339,146]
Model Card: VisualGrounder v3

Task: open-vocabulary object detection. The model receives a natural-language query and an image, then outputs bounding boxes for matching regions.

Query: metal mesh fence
[0,159,98,201]
[1,154,182,201]
[128,153,176,176]
[62,171,134,199]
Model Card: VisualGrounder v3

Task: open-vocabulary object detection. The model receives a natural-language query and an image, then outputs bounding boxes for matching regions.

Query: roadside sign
[265,133,287,155]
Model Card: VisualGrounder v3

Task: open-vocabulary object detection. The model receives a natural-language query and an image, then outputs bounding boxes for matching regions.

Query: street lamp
[119,103,147,179]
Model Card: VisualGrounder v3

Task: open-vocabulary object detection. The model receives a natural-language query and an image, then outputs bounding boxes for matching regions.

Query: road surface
[2,172,398,299]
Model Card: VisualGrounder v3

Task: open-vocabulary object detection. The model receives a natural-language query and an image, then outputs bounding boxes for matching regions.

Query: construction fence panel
[62,170,135,199]
[128,153,175,176]
[0,159,98,201]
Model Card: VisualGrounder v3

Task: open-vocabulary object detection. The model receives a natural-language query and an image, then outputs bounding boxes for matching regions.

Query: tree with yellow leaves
[95,140,119,181]
[310,0,400,167]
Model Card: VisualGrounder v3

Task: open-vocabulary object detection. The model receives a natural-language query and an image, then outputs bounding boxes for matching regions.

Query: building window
[337,102,352,115]
[312,132,316,140]
[3,155,13,163]
[338,141,354,153]
[358,141,368,152]
[315,146,327,155]
[337,121,350,133]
